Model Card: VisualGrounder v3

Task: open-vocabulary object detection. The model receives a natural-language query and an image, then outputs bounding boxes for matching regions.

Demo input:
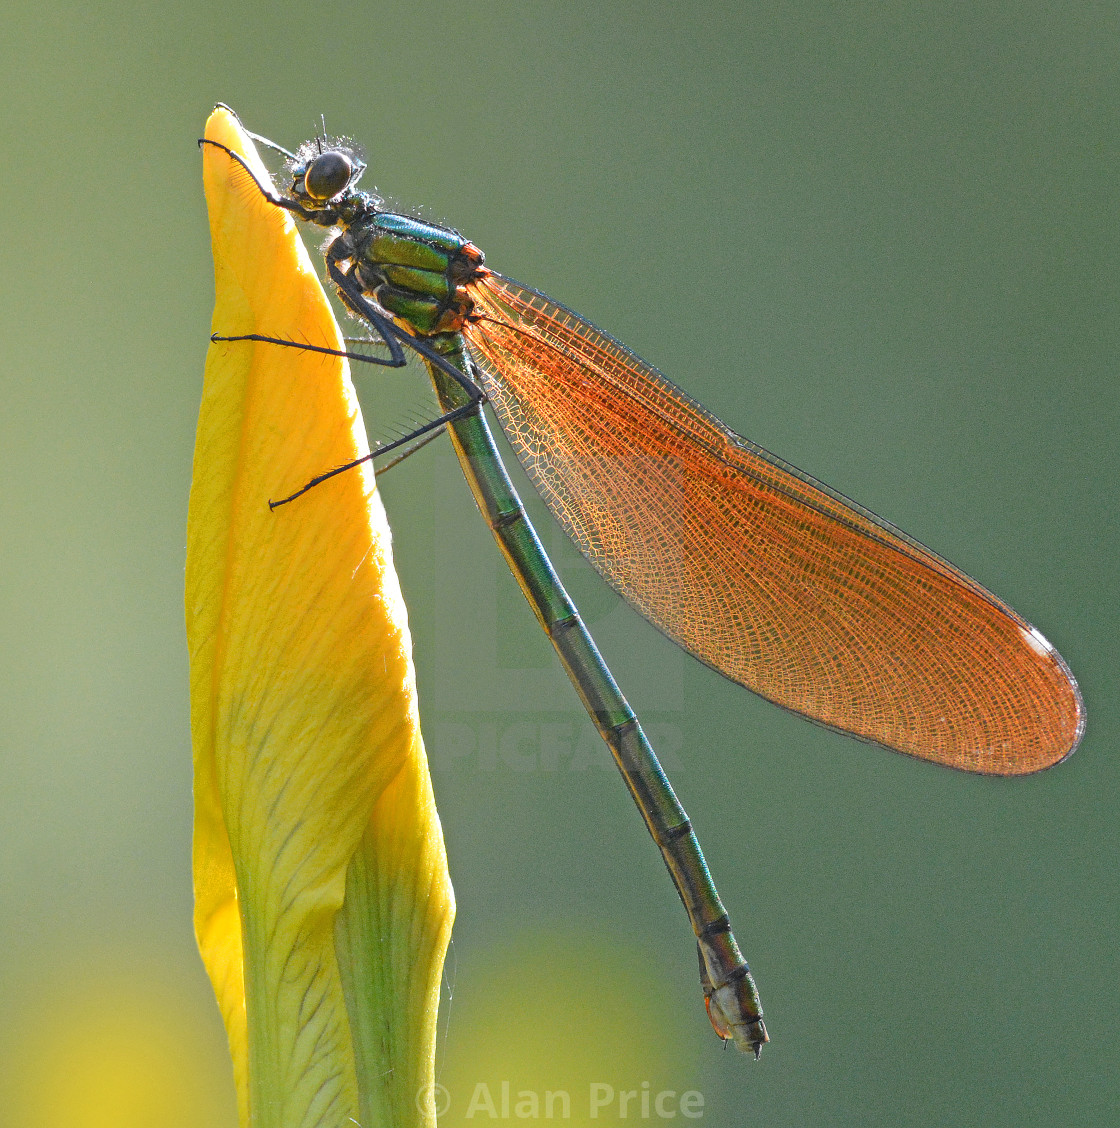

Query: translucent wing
[461,271,1083,774]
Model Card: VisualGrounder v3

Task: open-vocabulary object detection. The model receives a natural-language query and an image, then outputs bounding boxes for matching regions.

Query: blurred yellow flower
[188,106,453,1128]
[0,961,237,1128]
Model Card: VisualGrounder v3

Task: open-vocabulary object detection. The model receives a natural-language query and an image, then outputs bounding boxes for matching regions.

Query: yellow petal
[190,106,453,1128]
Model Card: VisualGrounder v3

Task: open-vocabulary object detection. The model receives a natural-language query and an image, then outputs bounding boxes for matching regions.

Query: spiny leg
[198,138,319,221]
[375,425,447,474]
[210,333,406,369]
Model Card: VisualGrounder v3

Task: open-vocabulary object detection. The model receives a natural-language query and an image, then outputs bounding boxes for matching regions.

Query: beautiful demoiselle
[201,106,1083,1057]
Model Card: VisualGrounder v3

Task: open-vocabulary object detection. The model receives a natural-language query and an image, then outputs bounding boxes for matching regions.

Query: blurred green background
[1,2,1116,1125]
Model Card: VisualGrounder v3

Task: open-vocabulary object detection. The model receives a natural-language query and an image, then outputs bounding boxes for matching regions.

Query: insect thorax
[336,209,484,337]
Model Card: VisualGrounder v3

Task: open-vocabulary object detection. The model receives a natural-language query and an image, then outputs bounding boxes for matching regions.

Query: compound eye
[303,151,353,200]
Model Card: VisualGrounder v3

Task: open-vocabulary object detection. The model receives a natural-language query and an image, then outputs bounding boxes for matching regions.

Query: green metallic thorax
[344,210,484,337]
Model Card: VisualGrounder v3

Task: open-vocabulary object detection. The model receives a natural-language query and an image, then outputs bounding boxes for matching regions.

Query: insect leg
[374,425,447,474]
[198,138,320,222]
[268,408,466,509]
[210,333,407,370]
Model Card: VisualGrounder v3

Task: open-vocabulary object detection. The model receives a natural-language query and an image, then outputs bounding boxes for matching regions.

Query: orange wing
[461,271,1083,774]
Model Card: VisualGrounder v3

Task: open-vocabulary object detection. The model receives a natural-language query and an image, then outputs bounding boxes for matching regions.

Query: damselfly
[201,106,1084,1057]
